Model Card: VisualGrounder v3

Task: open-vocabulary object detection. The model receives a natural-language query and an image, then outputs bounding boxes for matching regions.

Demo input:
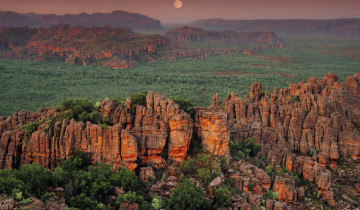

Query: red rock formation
[165,26,284,44]
[0,25,169,69]
[195,99,230,159]
[223,72,360,204]
[0,92,193,171]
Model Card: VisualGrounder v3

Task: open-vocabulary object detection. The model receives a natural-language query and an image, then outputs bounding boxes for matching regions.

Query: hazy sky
[0,0,359,23]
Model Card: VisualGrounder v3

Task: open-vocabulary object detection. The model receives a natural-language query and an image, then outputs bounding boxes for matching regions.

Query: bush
[60,99,94,121]
[89,111,101,124]
[245,138,261,157]
[229,140,245,161]
[116,191,144,206]
[151,196,164,210]
[167,179,210,210]
[11,188,23,201]
[308,148,318,157]
[78,111,90,122]
[213,186,231,208]
[265,164,274,174]
[266,190,279,199]
[69,193,98,210]
[41,192,56,203]
[171,96,195,117]
[24,122,39,137]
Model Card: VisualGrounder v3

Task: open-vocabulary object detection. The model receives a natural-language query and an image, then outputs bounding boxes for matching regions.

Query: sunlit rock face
[0,92,193,171]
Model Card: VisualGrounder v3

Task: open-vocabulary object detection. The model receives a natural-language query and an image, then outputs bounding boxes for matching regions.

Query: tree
[15,163,52,198]
[167,179,210,210]
[111,168,141,191]
[0,169,25,195]
[213,186,231,208]
[171,97,195,117]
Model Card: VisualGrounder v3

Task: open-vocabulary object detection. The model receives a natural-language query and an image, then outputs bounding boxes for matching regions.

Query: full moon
[173,0,183,9]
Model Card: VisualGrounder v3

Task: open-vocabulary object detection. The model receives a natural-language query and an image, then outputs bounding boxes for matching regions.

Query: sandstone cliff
[223,72,360,205]
[0,92,193,171]
[0,24,169,69]
[165,26,284,44]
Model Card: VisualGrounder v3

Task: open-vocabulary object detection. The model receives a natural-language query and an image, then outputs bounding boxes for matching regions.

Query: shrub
[69,193,98,210]
[213,186,231,208]
[291,95,300,102]
[11,188,23,201]
[265,164,274,174]
[89,111,101,124]
[308,148,318,157]
[24,122,39,137]
[41,192,56,203]
[20,198,33,205]
[116,191,144,206]
[78,111,90,122]
[245,138,261,157]
[167,179,210,210]
[248,183,255,191]
[151,197,164,210]
[266,190,279,199]
[171,96,195,117]
[60,99,94,121]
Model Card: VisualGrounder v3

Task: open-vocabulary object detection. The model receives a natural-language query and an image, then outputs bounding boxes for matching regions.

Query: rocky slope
[1,73,359,209]
[191,18,360,36]
[0,24,168,69]
[0,25,285,68]
[165,26,283,44]
[0,10,162,31]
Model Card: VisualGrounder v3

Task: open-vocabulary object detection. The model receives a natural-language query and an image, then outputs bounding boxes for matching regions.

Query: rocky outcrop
[224,72,360,204]
[0,92,193,171]
[166,26,284,44]
[195,96,230,158]
[0,195,68,210]
[0,25,169,69]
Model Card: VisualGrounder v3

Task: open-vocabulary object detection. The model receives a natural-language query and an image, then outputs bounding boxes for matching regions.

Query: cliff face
[165,26,283,44]
[191,18,360,36]
[0,10,162,31]
[0,92,193,171]
[224,73,360,204]
[0,25,169,69]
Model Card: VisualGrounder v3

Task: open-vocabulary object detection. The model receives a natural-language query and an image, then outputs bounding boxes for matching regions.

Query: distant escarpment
[0,25,285,68]
[0,24,168,69]
[0,10,162,31]
[1,73,360,208]
[191,18,360,36]
[165,26,283,44]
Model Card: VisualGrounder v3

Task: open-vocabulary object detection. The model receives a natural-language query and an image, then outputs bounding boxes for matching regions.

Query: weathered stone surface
[272,175,297,203]
[0,92,193,171]
[195,104,230,158]
[139,166,156,183]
